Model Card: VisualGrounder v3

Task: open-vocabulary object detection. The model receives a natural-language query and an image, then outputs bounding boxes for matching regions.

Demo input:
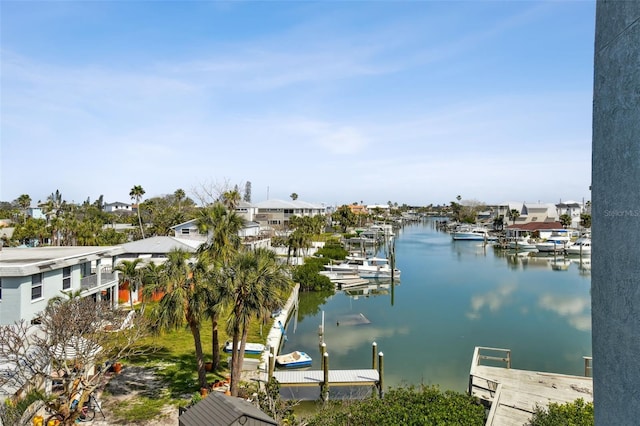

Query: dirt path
[90,366,180,425]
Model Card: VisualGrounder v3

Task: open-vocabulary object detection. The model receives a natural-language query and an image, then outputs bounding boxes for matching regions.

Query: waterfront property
[282,221,592,393]
[0,246,122,325]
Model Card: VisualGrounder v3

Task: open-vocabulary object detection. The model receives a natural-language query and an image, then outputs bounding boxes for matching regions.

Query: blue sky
[1,1,595,207]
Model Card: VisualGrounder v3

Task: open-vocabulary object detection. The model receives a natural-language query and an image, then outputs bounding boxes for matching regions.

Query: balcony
[80,271,117,290]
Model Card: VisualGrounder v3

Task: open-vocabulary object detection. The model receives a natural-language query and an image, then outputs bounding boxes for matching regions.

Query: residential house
[556,200,584,228]
[26,207,46,220]
[115,236,202,305]
[505,221,566,239]
[253,199,328,231]
[170,219,270,251]
[104,202,133,214]
[0,246,122,326]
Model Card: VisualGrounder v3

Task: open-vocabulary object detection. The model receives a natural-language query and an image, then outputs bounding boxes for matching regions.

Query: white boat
[451,228,497,241]
[275,351,312,368]
[535,231,572,253]
[535,239,571,253]
[223,341,265,355]
[566,237,591,256]
[508,237,538,251]
[324,255,401,279]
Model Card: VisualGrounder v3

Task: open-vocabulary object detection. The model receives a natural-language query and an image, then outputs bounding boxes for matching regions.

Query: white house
[0,246,122,326]
[104,202,133,213]
[253,199,328,229]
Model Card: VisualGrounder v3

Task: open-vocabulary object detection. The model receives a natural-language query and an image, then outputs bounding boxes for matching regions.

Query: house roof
[506,221,564,231]
[254,199,326,210]
[0,246,123,277]
[179,392,277,426]
[119,236,202,254]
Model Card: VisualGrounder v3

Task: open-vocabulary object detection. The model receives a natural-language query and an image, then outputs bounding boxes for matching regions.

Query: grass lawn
[124,317,268,398]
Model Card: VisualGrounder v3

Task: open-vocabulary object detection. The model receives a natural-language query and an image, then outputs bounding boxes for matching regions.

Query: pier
[468,346,593,426]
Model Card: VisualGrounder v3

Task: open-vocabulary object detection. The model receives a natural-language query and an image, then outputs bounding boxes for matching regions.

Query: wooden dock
[468,347,593,426]
[271,369,379,387]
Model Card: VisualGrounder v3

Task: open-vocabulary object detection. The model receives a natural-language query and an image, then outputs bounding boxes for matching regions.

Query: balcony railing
[80,272,117,290]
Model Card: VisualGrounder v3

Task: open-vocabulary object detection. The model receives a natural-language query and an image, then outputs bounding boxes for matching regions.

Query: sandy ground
[87,365,264,425]
[89,366,180,426]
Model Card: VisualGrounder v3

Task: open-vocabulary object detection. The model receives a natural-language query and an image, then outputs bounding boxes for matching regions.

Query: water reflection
[538,294,591,331]
[467,283,517,320]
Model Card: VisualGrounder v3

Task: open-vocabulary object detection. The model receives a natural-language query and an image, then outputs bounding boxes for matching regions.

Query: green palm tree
[220,248,293,396]
[16,194,31,223]
[196,202,245,370]
[508,209,521,226]
[130,185,146,239]
[151,249,209,388]
[113,259,144,308]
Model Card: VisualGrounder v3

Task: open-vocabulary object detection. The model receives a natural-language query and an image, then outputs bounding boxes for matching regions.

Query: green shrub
[528,398,593,426]
[315,244,348,260]
[306,385,485,425]
[293,261,333,292]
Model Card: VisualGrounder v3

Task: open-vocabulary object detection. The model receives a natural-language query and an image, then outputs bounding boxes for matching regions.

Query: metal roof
[0,246,123,277]
[254,199,326,210]
[179,391,277,426]
[119,236,202,254]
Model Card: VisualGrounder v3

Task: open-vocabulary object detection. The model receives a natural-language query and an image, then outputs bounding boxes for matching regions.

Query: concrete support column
[592,1,640,423]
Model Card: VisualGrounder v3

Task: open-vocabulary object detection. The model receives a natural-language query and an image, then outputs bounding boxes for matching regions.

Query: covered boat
[275,351,312,368]
[223,341,266,355]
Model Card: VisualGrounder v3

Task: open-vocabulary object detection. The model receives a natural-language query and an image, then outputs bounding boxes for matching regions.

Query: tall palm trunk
[211,315,220,371]
[189,318,207,389]
[137,207,145,239]
[229,314,243,396]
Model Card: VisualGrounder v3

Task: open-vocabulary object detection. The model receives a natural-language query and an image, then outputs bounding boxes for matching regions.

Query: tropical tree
[113,259,144,308]
[508,209,521,226]
[196,203,245,370]
[332,205,357,233]
[220,189,241,210]
[290,193,298,201]
[580,213,592,229]
[559,214,573,229]
[493,215,505,231]
[15,194,31,223]
[243,181,252,202]
[129,185,146,239]
[150,249,209,388]
[219,248,293,396]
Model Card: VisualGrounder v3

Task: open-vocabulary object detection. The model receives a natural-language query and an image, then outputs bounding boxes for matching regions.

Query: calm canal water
[280,219,592,394]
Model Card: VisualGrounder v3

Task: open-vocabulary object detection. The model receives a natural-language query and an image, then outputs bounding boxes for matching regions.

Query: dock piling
[372,342,377,370]
[378,352,384,398]
[322,352,330,401]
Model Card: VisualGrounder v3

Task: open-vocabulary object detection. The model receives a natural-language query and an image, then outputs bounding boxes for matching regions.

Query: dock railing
[468,346,511,399]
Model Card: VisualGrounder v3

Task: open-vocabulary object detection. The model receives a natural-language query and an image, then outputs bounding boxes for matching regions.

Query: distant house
[254,199,328,229]
[505,221,566,239]
[556,200,584,228]
[234,200,258,222]
[495,202,559,225]
[179,391,277,426]
[0,246,122,325]
[26,207,46,220]
[104,202,133,213]
[348,204,368,216]
[170,219,270,251]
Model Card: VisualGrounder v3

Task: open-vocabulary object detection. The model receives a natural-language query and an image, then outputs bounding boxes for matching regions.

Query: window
[31,273,43,300]
[63,267,71,290]
[181,228,191,235]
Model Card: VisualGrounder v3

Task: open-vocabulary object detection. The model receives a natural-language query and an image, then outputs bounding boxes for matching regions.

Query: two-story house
[253,199,328,231]
[0,246,122,326]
